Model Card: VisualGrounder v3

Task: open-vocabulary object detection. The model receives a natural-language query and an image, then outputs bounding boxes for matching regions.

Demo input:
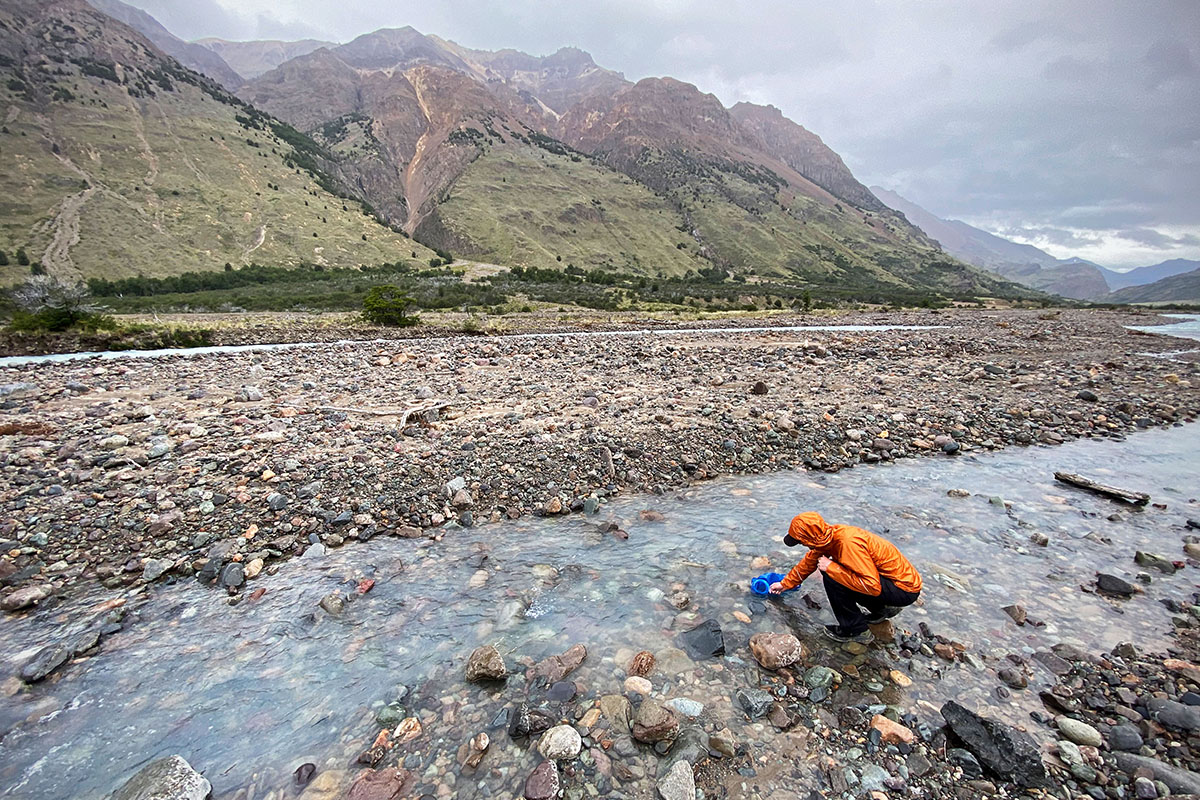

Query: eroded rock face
[111,755,212,800]
[748,632,806,670]
[465,645,507,682]
[941,701,1049,788]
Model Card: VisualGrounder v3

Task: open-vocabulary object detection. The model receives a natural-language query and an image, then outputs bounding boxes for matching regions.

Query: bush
[8,275,103,331]
[362,284,419,327]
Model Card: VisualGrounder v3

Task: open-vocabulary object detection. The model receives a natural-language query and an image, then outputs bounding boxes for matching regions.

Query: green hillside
[0,0,435,285]
[425,148,701,275]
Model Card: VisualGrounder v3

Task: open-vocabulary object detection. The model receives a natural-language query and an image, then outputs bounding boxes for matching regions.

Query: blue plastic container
[750,571,794,595]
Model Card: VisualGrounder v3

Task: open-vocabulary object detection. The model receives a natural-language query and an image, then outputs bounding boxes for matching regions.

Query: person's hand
[768,582,783,595]
[817,556,833,572]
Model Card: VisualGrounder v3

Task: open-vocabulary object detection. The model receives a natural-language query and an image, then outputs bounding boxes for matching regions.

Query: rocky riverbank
[0,308,1197,608]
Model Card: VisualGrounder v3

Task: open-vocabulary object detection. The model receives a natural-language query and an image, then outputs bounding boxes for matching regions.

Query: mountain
[871,187,1109,300]
[239,28,1023,296]
[1100,259,1200,291]
[0,0,433,285]
[195,38,335,80]
[85,0,243,89]
[1107,268,1200,304]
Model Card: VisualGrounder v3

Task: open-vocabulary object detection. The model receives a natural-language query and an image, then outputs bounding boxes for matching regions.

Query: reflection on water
[0,425,1197,798]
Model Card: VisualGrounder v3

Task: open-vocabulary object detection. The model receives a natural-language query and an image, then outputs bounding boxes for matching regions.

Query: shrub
[9,274,104,331]
[16,248,29,266]
[362,284,419,327]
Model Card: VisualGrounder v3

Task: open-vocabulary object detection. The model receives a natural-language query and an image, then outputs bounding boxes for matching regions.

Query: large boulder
[748,633,806,670]
[941,701,1049,788]
[465,645,507,682]
[111,755,212,800]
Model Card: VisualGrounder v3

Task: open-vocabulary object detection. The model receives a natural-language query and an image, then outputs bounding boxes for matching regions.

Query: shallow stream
[0,425,1198,799]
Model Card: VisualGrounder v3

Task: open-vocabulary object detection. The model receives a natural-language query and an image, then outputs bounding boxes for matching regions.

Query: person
[769,511,922,642]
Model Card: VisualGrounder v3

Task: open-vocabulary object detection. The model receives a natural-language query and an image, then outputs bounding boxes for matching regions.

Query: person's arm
[823,538,881,595]
[778,551,820,591]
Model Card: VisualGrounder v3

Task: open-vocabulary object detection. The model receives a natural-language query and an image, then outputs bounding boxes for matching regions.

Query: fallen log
[1054,472,1150,506]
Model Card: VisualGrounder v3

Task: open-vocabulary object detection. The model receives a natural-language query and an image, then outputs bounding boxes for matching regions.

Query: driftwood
[284,401,452,427]
[1054,471,1150,506]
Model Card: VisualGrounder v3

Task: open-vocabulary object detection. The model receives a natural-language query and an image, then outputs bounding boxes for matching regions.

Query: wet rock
[748,632,806,670]
[1164,658,1200,684]
[941,701,1049,788]
[628,650,655,677]
[1056,716,1103,747]
[599,695,633,731]
[1112,752,1200,794]
[1146,696,1200,731]
[1135,550,1177,574]
[142,558,172,582]
[1077,389,1099,402]
[1108,723,1144,751]
[111,755,212,800]
[508,703,555,739]
[537,725,582,760]
[871,715,915,745]
[679,619,724,660]
[294,763,317,787]
[219,562,244,590]
[710,727,737,757]
[665,697,703,718]
[998,667,1028,689]
[1,584,52,611]
[19,643,72,682]
[632,699,679,743]
[462,732,489,769]
[319,592,345,614]
[1097,573,1136,596]
[523,761,560,800]
[345,767,413,800]
[1001,605,1027,626]
[465,645,507,682]
[736,688,774,719]
[657,760,695,800]
[624,676,652,695]
[527,643,586,683]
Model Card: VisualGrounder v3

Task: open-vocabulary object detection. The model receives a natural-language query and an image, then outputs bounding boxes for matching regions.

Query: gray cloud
[123,0,1200,268]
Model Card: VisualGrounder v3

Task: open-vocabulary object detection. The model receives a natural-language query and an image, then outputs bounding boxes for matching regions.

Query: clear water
[1130,313,1200,345]
[0,324,942,368]
[0,425,1197,799]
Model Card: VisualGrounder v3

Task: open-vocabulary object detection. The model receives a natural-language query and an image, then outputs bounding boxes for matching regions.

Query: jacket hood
[787,512,834,548]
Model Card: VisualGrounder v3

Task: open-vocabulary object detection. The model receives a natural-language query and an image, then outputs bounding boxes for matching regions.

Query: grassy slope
[432,148,701,276]
[1107,269,1200,304]
[0,66,435,285]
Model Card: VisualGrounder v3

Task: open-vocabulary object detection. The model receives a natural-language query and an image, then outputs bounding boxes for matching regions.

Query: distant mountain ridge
[7,0,1033,301]
[196,38,334,80]
[1099,259,1200,291]
[1107,268,1200,304]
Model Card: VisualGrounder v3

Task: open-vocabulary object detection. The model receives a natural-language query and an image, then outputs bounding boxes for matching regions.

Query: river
[0,421,1197,799]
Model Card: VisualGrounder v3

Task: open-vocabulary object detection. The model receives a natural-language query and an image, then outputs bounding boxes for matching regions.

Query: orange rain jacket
[778,512,922,596]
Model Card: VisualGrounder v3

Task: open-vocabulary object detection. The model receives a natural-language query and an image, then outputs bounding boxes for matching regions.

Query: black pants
[822,573,920,635]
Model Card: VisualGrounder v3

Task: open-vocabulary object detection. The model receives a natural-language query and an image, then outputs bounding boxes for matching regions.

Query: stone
[748,632,806,670]
[243,558,263,580]
[111,755,212,800]
[941,701,1049,788]
[1076,389,1099,402]
[736,688,774,719]
[2,584,52,611]
[527,643,586,683]
[537,725,582,760]
[344,767,413,800]
[599,694,633,731]
[1096,573,1136,596]
[750,381,768,395]
[632,699,679,743]
[1112,752,1200,795]
[463,732,489,769]
[679,618,724,659]
[1146,696,1200,731]
[998,667,1028,689]
[20,643,72,682]
[1135,551,1177,574]
[1001,605,1027,625]
[666,697,703,718]
[465,645,507,682]
[870,715,915,745]
[142,558,172,582]
[804,665,837,689]
[219,562,244,590]
[524,761,560,800]
[657,760,695,800]
[1108,723,1143,751]
[319,592,345,614]
[1164,658,1200,684]
[628,650,655,677]
[1055,716,1102,747]
[624,676,652,695]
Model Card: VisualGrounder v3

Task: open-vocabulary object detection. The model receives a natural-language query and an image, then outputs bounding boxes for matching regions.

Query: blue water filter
[750,572,790,595]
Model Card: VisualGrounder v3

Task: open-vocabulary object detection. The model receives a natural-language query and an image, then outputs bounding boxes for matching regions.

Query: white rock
[537,725,582,760]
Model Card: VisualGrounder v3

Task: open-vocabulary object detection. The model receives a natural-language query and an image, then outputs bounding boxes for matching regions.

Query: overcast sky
[129,0,1199,269]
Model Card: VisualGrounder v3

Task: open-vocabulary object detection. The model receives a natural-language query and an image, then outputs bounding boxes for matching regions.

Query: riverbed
[1,422,1197,799]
